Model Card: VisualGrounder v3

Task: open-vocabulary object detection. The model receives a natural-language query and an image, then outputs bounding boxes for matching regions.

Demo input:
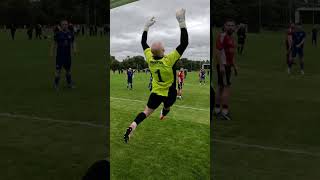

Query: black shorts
[127,78,132,83]
[216,64,232,87]
[292,47,304,58]
[178,82,183,90]
[147,88,177,109]
[56,56,71,71]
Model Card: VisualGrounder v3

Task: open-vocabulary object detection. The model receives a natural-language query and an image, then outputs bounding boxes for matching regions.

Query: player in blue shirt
[127,68,134,90]
[199,68,206,85]
[51,20,77,89]
[291,23,306,75]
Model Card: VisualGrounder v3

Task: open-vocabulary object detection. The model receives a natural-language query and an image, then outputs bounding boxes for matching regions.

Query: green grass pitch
[0,30,107,180]
[212,31,320,180]
[110,71,210,179]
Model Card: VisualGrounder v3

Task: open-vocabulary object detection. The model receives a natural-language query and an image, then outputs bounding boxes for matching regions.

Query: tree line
[0,0,107,26]
[110,55,210,72]
[212,0,318,31]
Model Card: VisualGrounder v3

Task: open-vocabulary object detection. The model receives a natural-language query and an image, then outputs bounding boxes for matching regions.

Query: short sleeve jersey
[54,31,74,57]
[216,33,235,65]
[178,72,184,83]
[127,70,133,79]
[293,31,306,48]
[201,70,206,77]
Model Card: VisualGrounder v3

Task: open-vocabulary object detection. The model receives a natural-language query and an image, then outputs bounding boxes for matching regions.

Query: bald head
[151,41,165,57]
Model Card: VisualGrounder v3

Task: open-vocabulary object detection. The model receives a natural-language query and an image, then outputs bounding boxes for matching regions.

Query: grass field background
[212,30,320,179]
[0,30,107,180]
[110,71,210,179]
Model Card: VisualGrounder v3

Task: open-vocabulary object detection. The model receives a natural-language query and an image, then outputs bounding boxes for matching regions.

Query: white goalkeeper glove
[176,8,186,28]
[144,16,156,31]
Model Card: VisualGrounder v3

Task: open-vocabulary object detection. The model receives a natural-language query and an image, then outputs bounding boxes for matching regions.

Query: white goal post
[202,64,210,70]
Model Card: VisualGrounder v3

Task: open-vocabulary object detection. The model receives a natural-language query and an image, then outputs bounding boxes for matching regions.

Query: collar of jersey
[153,56,163,60]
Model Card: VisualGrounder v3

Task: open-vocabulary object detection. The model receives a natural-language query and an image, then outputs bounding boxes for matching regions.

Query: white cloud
[110,0,210,61]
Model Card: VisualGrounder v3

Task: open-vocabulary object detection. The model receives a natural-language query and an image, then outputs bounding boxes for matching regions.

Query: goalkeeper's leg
[124,93,162,143]
[160,87,177,120]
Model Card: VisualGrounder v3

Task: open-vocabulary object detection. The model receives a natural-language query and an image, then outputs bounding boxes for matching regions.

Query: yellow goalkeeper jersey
[144,48,181,97]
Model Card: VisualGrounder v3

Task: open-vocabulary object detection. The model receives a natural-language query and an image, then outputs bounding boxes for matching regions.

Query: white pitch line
[1,113,318,157]
[0,113,105,128]
[110,97,209,112]
[213,139,320,157]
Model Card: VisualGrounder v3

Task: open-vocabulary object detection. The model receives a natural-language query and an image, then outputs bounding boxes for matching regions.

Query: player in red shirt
[177,68,185,99]
[214,19,237,120]
[286,23,294,74]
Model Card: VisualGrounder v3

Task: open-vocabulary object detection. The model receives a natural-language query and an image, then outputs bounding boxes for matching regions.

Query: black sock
[240,46,244,54]
[66,73,72,85]
[134,112,147,125]
[288,61,293,68]
[162,108,170,116]
[300,62,304,70]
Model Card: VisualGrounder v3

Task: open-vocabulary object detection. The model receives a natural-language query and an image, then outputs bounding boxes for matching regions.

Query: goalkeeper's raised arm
[175,8,189,56]
[141,17,156,50]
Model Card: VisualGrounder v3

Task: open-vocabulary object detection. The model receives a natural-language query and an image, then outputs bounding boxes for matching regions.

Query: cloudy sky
[110,0,210,61]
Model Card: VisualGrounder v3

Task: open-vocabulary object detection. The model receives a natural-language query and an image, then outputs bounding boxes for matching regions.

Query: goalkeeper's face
[151,41,165,57]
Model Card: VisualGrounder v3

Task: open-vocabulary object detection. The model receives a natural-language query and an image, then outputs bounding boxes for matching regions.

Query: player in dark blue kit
[291,23,306,75]
[312,25,318,46]
[127,68,134,90]
[51,20,77,89]
[199,68,206,85]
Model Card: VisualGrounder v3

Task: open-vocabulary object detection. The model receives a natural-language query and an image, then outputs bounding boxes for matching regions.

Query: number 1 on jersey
[155,69,164,82]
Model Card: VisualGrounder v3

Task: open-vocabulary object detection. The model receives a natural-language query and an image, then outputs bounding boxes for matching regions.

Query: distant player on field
[124,8,189,143]
[35,24,43,39]
[177,68,185,99]
[9,24,16,40]
[27,26,33,40]
[126,68,134,90]
[312,25,318,46]
[214,19,237,120]
[286,23,294,74]
[199,68,206,85]
[291,22,306,75]
[51,20,77,89]
[237,23,246,55]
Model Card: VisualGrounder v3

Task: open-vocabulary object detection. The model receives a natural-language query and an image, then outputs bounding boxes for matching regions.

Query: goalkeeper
[124,8,189,143]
